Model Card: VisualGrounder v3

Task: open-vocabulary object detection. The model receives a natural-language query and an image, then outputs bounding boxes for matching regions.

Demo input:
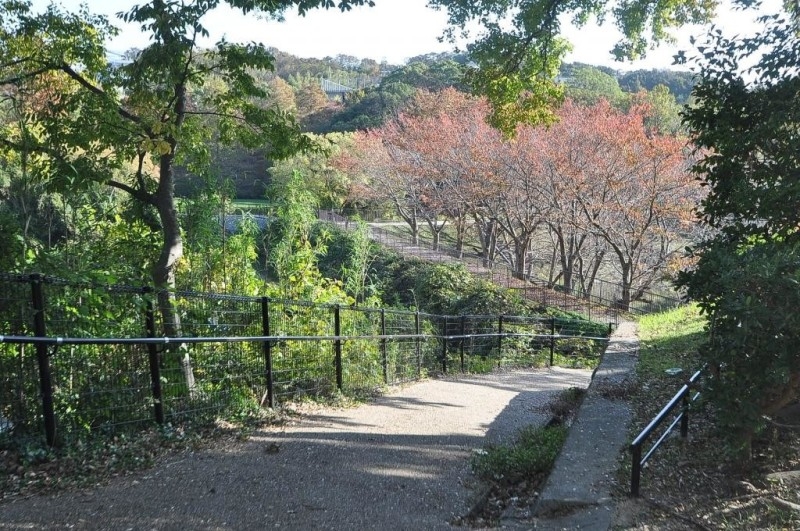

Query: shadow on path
[0,368,591,531]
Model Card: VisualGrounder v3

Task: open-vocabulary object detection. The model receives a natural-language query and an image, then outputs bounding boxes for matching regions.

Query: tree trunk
[427,219,445,251]
[454,216,466,259]
[513,237,530,280]
[560,232,573,292]
[397,206,419,245]
[619,262,632,312]
[153,151,195,393]
[581,250,604,300]
[475,215,498,268]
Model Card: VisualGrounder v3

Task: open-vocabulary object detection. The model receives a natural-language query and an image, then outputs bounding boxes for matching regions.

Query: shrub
[682,238,800,453]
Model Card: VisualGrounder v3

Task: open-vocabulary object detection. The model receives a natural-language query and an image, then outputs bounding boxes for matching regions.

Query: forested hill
[176,49,694,199]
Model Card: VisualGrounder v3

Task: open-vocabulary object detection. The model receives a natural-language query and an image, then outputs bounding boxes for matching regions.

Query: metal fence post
[631,444,642,497]
[334,305,343,390]
[144,288,165,424]
[262,297,274,408]
[380,309,388,384]
[30,274,56,447]
[550,317,556,366]
[460,315,466,372]
[441,317,448,374]
[415,311,421,379]
[497,315,504,361]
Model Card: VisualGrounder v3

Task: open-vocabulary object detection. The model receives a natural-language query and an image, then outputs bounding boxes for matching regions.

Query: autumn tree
[377,89,502,253]
[378,113,452,251]
[493,131,555,279]
[511,102,612,293]
[556,101,697,309]
[337,131,424,243]
[295,79,330,119]
[428,96,505,260]
[265,75,297,114]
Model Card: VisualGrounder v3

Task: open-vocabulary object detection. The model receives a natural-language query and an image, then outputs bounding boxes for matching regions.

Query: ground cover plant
[456,386,585,527]
[614,305,800,530]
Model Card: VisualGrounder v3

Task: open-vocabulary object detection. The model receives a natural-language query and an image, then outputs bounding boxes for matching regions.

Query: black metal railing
[629,368,704,497]
[0,273,611,449]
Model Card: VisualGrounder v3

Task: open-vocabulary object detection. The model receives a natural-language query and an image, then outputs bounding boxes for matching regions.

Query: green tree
[631,84,684,135]
[265,170,351,303]
[0,0,374,391]
[269,132,355,209]
[325,81,416,131]
[381,59,467,92]
[430,0,716,131]
[618,68,695,103]
[563,64,627,107]
[679,9,800,452]
[0,0,371,310]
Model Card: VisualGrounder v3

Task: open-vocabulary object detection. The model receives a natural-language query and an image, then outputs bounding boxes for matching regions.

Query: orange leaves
[341,91,701,290]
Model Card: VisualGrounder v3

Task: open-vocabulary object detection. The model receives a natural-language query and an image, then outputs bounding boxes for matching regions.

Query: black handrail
[630,368,703,497]
[0,330,612,346]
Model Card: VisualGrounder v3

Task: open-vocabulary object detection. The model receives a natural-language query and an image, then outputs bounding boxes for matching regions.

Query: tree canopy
[429,0,717,130]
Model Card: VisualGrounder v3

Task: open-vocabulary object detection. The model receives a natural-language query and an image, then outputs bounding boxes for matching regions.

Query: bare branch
[58,62,153,136]
[107,178,152,204]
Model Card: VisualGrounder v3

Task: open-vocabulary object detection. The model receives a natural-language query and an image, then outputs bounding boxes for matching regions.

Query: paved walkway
[0,368,592,530]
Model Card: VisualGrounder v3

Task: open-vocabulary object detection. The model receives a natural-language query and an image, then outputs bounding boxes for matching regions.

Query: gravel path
[0,367,591,530]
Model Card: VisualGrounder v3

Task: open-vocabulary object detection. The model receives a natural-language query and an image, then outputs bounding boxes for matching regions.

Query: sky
[32,0,783,71]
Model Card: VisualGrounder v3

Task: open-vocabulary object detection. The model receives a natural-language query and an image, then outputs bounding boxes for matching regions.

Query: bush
[682,238,800,452]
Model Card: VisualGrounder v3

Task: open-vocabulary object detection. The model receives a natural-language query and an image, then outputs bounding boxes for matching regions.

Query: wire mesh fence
[318,208,684,318]
[0,273,611,449]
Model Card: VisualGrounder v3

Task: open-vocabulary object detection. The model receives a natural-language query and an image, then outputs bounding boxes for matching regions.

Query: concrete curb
[502,321,639,530]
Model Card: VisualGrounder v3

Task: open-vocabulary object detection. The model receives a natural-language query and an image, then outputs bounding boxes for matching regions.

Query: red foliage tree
[541,100,700,309]
[341,94,700,307]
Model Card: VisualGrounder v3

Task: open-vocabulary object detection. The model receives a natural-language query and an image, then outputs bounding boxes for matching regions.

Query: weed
[548,387,585,419]
[471,424,567,486]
